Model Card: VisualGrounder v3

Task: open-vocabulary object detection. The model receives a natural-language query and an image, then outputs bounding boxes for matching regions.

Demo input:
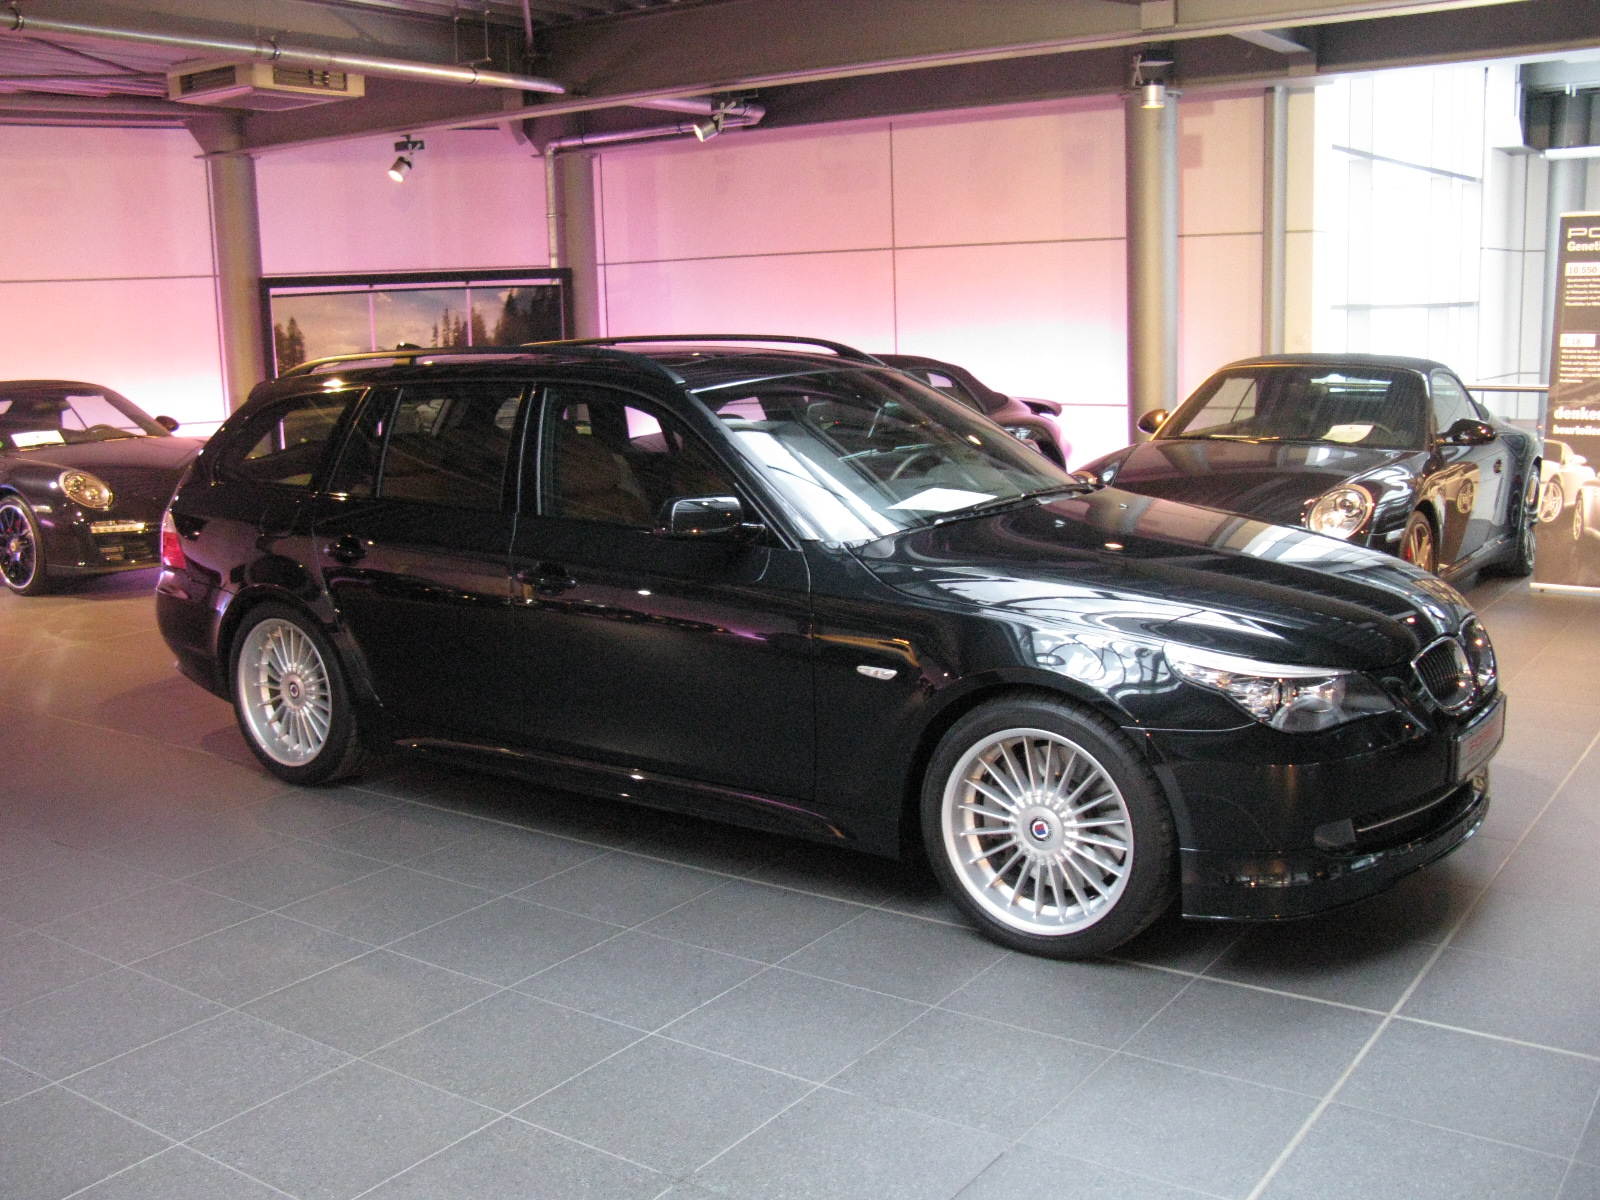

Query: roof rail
[537,334,885,365]
[519,340,688,385]
[278,346,544,378]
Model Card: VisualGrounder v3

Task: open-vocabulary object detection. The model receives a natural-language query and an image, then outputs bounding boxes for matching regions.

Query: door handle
[326,535,367,564]
[516,563,576,596]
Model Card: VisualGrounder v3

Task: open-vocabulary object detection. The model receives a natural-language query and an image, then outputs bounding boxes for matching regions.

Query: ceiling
[3,0,1599,147]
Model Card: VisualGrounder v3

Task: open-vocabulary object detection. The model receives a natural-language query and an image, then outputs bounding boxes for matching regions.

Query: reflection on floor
[2,568,1600,1200]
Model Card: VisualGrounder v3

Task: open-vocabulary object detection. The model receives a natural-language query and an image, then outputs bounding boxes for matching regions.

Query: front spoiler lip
[1178,772,1489,921]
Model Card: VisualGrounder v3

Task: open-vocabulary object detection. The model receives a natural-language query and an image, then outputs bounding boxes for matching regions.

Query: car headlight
[1164,643,1394,732]
[59,469,114,510]
[1306,484,1373,539]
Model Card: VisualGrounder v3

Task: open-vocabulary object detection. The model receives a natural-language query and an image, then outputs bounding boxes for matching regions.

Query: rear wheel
[0,498,51,595]
[231,603,366,785]
[1488,469,1538,578]
[1539,479,1564,524]
[922,696,1174,959]
[1399,510,1437,574]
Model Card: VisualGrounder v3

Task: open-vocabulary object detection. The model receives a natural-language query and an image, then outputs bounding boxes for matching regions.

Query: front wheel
[230,603,366,785]
[922,697,1175,959]
[0,498,51,595]
[1539,479,1564,524]
[1399,510,1437,574]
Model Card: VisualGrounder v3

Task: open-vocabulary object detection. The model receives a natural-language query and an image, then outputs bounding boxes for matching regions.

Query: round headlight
[1307,484,1373,540]
[59,469,114,510]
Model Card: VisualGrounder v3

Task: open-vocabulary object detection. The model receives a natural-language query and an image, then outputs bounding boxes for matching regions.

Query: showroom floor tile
[5,570,1600,1199]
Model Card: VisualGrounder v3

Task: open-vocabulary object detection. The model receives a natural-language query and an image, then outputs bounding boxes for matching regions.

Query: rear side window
[215,391,358,488]
[329,382,527,510]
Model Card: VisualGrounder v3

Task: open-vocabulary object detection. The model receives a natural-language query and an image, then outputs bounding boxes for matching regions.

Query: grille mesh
[1414,638,1474,712]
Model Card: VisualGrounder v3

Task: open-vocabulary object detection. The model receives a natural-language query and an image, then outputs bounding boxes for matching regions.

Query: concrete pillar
[188,116,266,412]
[549,150,603,338]
[1125,88,1180,442]
[1263,86,1289,355]
[1542,92,1592,381]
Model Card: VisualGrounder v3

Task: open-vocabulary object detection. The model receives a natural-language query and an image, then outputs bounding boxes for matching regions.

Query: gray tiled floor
[4,569,1600,1199]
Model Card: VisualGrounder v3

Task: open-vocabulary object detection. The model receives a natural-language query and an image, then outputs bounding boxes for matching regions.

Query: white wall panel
[601,250,896,346]
[598,125,893,264]
[890,101,1124,247]
[257,129,548,275]
[0,127,213,282]
[1180,93,1265,236]
[1179,233,1261,399]
[0,278,224,428]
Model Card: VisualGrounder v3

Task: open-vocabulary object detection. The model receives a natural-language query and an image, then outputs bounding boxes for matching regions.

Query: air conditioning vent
[167,61,365,111]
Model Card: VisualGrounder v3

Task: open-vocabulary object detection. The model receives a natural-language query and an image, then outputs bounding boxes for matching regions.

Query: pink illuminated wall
[0,126,227,430]
[595,92,1270,465]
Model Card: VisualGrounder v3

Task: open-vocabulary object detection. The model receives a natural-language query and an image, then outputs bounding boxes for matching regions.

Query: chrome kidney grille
[1412,618,1496,714]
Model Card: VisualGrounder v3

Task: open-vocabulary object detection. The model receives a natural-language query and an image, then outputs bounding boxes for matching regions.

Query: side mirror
[154,415,180,432]
[656,495,754,540]
[1136,409,1169,436]
[1439,418,1495,447]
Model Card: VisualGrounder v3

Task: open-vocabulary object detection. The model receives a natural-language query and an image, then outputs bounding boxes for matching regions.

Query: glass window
[0,386,162,449]
[541,387,738,527]
[350,383,529,509]
[1430,371,1479,434]
[697,366,1070,543]
[1162,368,1425,450]
[218,393,356,488]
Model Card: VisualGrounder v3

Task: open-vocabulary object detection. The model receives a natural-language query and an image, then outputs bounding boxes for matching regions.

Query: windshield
[693,366,1073,543]
[1160,367,1425,451]
[0,387,166,451]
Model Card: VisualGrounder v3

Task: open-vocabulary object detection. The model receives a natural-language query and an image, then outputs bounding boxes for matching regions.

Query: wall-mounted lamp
[388,135,426,182]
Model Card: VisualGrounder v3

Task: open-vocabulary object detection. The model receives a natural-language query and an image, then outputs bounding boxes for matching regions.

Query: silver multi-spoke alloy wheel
[236,617,334,766]
[942,726,1133,936]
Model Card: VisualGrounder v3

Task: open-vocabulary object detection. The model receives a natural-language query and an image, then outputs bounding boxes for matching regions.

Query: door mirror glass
[154,415,179,432]
[659,495,746,538]
[1137,409,1169,435]
[1440,417,1495,447]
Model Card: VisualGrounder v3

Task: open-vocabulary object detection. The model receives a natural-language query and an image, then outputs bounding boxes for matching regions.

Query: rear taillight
[160,509,186,570]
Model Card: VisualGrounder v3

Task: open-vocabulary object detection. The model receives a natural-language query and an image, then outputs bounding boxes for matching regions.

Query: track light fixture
[1130,52,1174,110]
[387,135,425,182]
[691,114,723,142]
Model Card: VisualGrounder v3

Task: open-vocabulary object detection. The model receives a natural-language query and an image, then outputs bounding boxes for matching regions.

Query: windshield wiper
[932,483,1091,526]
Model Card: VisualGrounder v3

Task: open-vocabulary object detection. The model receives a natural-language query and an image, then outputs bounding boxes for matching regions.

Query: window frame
[209,387,368,493]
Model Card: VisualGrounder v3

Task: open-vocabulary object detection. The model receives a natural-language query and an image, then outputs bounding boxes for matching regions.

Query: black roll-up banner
[1535,212,1600,590]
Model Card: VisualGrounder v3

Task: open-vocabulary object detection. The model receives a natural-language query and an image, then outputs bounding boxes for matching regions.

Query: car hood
[1101,439,1417,526]
[852,487,1473,671]
[6,436,204,507]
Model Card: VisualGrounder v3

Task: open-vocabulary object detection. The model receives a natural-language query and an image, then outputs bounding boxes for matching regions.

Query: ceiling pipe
[0,9,568,95]
[542,104,764,268]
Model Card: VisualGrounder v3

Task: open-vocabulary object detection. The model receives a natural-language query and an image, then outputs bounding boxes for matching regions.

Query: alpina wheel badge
[1030,817,1052,840]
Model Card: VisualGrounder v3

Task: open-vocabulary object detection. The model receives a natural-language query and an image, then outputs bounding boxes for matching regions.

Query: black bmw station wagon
[156,337,1504,958]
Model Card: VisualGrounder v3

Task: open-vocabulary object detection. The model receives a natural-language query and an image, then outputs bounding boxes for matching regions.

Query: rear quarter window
[212,391,361,488]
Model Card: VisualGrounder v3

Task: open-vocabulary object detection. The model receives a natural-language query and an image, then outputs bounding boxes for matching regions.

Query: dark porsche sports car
[1081,355,1540,580]
[0,380,203,595]
[156,336,1501,959]
[876,353,1069,467]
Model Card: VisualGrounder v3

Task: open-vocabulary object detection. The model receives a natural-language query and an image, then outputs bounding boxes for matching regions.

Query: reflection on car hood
[5,436,204,506]
[1106,439,1416,525]
[852,486,1473,671]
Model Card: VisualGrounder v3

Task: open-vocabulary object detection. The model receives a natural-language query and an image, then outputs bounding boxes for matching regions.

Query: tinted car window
[1430,371,1481,433]
[1162,367,1425,450]
[0,387,165,450]
[541,386,737,526]
[216,392,356,488]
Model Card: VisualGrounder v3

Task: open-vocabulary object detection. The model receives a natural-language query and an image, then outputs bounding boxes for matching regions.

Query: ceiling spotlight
[1142,81,1167,110]
[387,135,425,182]
[691,116,721,142]
[1130,53,1174,111]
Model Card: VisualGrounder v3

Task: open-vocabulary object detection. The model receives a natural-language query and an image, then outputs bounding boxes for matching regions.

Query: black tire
[1399,510,1437,574]
[229,602,367,785]
[1487,470,1538,578]
[921,695,1175,959]
[0,497,52,596]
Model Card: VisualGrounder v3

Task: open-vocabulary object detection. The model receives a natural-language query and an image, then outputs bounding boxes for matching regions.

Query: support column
[1125,89,1180,442]
[1262,86,1289,355]
[1542,92,1591,381]
[549,150,603,338]
[189,116,265,412]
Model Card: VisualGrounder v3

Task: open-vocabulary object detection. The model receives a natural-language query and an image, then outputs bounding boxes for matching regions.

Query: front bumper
[1178,770,1488,920]
[40,508,161,574]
